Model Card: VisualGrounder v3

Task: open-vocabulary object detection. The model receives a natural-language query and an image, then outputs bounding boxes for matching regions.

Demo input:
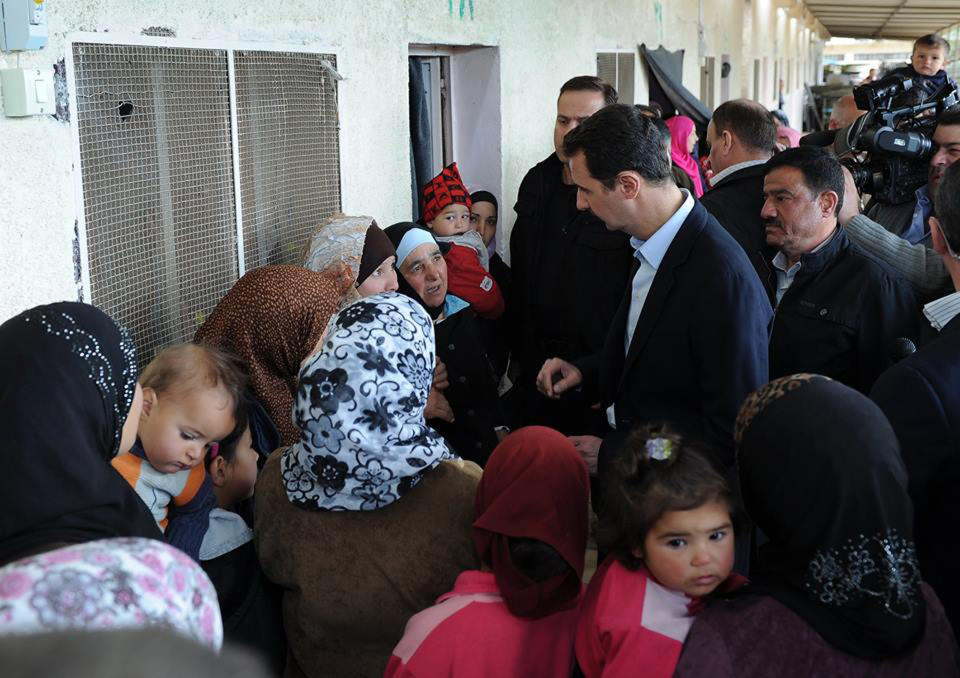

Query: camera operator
[840,109,960,302]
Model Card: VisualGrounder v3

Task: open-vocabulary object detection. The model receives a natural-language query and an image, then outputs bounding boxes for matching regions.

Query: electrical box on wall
[1,67,54,115]
[1,0,48,52]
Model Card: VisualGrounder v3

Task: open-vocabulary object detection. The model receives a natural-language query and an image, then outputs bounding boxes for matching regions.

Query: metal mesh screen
[596,52,617,92]
[596,52,635,105]
[234,51,341,270]
[72,43,237,366]
[617,52,635,105]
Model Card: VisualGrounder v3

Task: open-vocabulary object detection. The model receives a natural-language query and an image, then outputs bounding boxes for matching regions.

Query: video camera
[830,74,958,205]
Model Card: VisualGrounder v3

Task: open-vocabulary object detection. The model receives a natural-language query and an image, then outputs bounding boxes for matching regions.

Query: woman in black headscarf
[675,374,959,676]
[0,303,223,648]
[0,302,160,563]
[384,222,508,466]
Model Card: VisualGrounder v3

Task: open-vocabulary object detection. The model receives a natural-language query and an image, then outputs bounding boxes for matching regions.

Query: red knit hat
[421,162,472,224]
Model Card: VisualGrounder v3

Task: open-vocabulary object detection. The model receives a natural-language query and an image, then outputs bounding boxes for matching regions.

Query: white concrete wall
[0,0,822,322]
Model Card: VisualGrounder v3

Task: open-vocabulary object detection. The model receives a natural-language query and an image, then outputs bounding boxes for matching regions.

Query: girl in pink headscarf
[664,116,704,197]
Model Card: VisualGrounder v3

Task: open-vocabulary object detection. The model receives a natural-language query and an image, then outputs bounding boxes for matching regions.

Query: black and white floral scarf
[280,292,453,511]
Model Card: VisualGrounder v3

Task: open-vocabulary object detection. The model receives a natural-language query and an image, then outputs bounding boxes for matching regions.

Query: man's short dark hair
[711,99,778,153]
[935,162,960,253]
[763,146,845,217]
[914,33,950,54]
[936,108,960,131]
[563,103,673,189]
[558,75,618,106]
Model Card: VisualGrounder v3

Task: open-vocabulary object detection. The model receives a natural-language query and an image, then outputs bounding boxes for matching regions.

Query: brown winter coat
[255,451,482,678]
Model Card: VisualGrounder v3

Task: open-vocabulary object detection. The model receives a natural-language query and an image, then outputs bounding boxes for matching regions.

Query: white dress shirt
[607,189,695,429]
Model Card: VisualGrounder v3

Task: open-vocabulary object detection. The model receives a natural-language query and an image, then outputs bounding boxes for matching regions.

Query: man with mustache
[763,147,920,393]
[841,109,960,302]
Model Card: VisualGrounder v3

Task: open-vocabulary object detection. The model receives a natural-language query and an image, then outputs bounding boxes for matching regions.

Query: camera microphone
[799,129,838,147]
[890,337,917,364]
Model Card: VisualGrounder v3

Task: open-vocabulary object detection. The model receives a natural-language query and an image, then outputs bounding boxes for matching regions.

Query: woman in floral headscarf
[255,292,481,678]
[675,375,959,677]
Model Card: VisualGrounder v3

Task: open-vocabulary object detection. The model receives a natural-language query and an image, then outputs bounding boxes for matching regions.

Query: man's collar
[923,290,960,332]
[776,225,842,273]
[709,158,769,187]
[629,189,695,270]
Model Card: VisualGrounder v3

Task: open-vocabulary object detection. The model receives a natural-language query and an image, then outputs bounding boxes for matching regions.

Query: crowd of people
[2,31,960,678]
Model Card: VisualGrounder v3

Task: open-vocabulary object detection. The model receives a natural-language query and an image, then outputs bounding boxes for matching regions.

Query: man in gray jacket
[840,110,960,301]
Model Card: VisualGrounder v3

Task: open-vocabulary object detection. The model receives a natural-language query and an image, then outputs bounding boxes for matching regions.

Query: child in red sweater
[421,163,504,319]
[386,426,590,677]
[576,425,745,678]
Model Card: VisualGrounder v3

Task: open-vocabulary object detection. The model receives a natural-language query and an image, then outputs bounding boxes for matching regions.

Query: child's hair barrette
[645,437,673,461]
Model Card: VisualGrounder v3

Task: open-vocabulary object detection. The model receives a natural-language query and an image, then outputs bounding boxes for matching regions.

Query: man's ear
[209,455,228,487]
[930,216,948,256]
[721,130,734,154]
[140,387,157,419]
[617,172,642,200]
[819,190,840,219]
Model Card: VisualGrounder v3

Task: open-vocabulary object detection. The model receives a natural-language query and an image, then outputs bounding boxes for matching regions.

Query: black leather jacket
[769,228,921,393]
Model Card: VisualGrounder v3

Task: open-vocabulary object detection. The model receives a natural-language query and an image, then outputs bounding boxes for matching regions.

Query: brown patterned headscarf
[194,265,353,446]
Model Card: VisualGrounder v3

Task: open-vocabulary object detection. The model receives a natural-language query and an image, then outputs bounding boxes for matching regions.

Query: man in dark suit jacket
[700,99,779,304]
[536,104,771,472]
[871,162,960,637]
[510,75,633,437]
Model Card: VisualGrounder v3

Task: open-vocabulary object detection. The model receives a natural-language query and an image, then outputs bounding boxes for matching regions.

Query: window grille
[71,42,341,366]
[234,51,341,270]
[596,51,635,105]
[72,43,237,364]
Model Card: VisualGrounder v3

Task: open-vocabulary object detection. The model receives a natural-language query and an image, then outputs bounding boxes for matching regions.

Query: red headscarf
[473,426,590,618]
[421,162,472,223]
[665,115,704,197]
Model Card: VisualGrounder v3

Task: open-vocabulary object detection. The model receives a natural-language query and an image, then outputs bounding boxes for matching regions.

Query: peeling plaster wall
[0,0,819,322]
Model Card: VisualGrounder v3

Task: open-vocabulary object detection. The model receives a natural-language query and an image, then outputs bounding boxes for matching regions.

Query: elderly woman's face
[400,243,447,308]
[356,255,399,297]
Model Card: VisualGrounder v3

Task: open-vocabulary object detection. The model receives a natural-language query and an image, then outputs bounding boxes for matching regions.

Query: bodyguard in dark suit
[871,162,960,637]
[700,99,779,304]
[536,104,771,472]
[510,76,633,438]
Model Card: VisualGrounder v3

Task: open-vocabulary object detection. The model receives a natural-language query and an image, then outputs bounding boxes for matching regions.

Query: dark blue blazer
[575,200,772,469]
[871,313,960,635]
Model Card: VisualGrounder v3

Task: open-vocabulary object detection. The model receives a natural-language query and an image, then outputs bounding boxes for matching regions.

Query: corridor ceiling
[806,0,960,39]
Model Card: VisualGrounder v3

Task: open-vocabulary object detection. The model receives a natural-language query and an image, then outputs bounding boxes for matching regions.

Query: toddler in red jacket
[421,162,504,319]
[576,425,746,678]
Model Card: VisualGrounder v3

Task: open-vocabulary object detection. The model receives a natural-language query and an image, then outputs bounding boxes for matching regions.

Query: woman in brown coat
[255,292,481,678]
